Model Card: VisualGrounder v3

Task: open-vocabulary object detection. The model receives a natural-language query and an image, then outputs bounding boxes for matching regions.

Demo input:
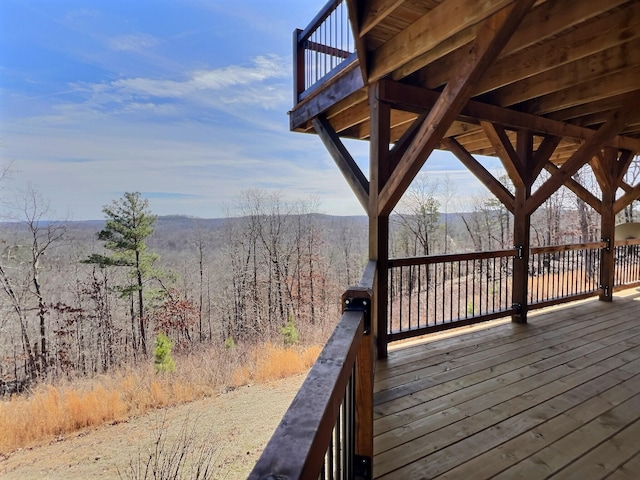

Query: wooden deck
[373,288,640,479]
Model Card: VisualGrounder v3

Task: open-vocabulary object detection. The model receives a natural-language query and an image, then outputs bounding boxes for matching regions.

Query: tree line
[1,159,638,392]
[0,190,367,390]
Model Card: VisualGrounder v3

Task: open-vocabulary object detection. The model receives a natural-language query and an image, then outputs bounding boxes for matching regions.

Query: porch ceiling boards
[373,289,640,479]
[291,0,640,165]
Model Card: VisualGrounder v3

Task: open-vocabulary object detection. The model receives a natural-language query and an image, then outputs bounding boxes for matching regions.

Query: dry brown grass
[233,343,322,385]
[0,343,320,454]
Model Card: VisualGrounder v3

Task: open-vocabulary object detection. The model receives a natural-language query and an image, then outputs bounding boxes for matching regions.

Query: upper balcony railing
[294,0,356,103]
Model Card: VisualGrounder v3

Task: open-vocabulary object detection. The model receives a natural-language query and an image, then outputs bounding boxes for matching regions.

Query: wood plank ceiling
[292,0,640,167]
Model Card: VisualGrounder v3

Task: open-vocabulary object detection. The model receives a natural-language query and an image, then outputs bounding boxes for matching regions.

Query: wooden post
[293,28,304,104]
[512,130,533,323]
[599,148,617,301]
[512,186,531,323]
[369,83,391,359]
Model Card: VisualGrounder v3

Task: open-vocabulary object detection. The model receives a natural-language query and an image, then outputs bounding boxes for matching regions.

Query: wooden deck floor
[373,289,640,479]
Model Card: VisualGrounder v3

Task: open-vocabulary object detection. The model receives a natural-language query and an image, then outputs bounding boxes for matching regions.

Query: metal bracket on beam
[354,455,372,480]
[512,303,522,314]
[344,297,371,335]
[602,238,611,252]
[515,245,524,260]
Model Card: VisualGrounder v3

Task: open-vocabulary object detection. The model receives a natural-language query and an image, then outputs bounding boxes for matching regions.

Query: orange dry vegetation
[0,344,321,454]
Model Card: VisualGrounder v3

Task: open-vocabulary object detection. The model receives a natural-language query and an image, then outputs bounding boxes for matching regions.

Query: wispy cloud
[142,192,203,200]
[108,33,159,52]
[111,54,288,99]
[53,157,95,164]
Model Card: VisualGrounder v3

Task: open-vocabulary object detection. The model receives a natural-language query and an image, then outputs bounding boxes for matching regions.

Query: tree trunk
[136,250,146,355]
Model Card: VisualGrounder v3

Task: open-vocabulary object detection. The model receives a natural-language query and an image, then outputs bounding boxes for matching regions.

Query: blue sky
[0,0,503,220]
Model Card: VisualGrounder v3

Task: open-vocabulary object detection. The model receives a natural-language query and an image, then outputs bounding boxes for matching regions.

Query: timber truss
[290,0,640,357]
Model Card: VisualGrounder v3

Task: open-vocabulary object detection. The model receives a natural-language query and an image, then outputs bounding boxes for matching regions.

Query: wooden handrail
[389,242,611,268]
[614,238,640,247]
[531,241,606,255]
[389,248,515,268]
[299,0,344,42]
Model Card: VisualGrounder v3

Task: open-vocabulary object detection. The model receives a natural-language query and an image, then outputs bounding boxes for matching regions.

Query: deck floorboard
[374,290,640,479]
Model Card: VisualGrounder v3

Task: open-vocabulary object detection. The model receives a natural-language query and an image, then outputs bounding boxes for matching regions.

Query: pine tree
[86,192,158,355]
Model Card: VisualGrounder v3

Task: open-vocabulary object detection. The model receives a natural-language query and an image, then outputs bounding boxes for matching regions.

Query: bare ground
[0,374,305,479]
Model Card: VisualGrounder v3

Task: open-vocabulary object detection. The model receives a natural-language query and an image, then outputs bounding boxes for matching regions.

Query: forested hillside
[0,177,635,394]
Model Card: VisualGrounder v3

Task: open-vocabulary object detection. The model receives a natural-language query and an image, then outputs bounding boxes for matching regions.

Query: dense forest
[1,164,638,394]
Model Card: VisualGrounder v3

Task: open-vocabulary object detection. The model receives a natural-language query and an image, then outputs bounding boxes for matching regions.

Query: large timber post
[593,147,619,302]
[511,131,534,323]
[369,83,390,359]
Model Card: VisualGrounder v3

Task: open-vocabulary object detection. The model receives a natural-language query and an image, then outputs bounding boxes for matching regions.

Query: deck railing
[614,238,640,290]
[248,261,375,480]
[387,250,516,341]
[294,0,356,102]
[387,240,640,342]
[528,242,604,309]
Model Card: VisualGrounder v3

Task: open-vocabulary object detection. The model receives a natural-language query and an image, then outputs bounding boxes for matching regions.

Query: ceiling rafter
[369,0,512,83]
[489,39,640,108]
[423,0,640,93]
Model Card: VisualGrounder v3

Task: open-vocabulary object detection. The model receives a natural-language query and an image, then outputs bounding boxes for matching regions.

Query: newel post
[342,261,375,480]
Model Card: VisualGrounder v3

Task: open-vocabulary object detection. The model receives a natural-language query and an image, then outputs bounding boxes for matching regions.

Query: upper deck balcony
[290,0,640,167]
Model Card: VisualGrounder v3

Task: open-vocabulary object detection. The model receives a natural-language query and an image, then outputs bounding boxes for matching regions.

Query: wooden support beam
[615,150,636,184]
[481,121,524,188]
[543,162,601,214]
[531,135,562,183]
[312,116,369,212]
[376,79,640,153]
[614,183,640,215]
[377,1,535,215]
[369,0,512,83]
[443,137,514,212]
[512,129,533,323]
[526,105,635,215]
[600,167,617,302]
[388,112,429,173]
[369,84,390,359]
[590,148,617,193]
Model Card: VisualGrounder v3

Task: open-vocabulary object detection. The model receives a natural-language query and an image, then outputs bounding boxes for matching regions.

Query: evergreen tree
[86,192,158,355]
[153,332,175,373]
